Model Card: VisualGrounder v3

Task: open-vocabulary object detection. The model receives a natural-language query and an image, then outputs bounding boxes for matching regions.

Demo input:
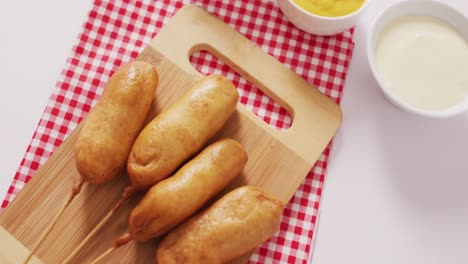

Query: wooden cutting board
[0,5,341,264]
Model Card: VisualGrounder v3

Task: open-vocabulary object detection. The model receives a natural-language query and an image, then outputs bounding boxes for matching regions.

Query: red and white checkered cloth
[1,0,354,263]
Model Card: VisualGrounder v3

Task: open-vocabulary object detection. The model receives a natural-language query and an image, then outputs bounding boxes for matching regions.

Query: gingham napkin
[1,1,354,263]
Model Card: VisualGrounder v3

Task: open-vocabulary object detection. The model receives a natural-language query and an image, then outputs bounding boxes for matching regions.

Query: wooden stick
[62,186,136,264]
[88,233,133,264]
[113,186,136,212]
[23,179,85,264]
[62,210,114,264]
[88,247,115,264]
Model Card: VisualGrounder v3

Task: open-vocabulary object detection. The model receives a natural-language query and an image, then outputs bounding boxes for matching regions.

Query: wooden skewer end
[22,179,86,264]
[89,233,133,264]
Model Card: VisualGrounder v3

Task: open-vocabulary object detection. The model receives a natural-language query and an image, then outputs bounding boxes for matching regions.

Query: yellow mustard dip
[292,0,366,17]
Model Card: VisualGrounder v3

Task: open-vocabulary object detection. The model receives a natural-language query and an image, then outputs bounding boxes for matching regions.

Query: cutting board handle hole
[189,50,292,130]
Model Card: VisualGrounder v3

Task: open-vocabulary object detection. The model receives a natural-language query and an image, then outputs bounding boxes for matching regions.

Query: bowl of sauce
[292,0,366,17]
[278,0,372,35]
[368,0,468,118]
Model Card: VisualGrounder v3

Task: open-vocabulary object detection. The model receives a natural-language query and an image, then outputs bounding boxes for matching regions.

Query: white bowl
[277,0,373,36]
[367,0,468,118]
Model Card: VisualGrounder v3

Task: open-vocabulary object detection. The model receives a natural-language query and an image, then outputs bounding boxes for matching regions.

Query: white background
[0,1,467,263]
[312,0,468,263]
[0,1,91,202]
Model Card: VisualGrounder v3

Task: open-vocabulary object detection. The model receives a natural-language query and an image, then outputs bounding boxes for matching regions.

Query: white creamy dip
[375,16,468,111]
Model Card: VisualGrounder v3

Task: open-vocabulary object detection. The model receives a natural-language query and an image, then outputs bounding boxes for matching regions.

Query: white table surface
[1,1,467,263]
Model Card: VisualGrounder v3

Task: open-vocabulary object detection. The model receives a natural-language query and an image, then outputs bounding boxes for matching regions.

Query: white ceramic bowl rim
[286,0,373,20]
[367,0,468,118]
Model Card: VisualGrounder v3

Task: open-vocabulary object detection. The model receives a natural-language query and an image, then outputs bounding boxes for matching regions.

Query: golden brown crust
[129,138,247,242]
[127,75,239,190]
[156,185,284,264]
[75,61,158,184]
